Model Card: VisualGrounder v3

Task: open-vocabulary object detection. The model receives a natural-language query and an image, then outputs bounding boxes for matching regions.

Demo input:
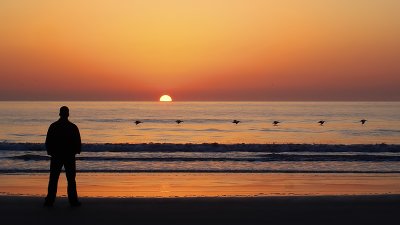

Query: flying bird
[318,120,325,126]
[272,121,281,126]
[232,120,240,124]
[134,120,142,125]
[360,119,367,125]
[176,120,184,124]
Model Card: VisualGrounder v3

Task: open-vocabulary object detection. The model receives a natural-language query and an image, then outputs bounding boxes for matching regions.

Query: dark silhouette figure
[318,120,325,126]
[232,120,240,124]
[273,121,281,126]
[176,120,183,124]
[360,119,367,125]
[44,106,82,207]
[135,120,142,125]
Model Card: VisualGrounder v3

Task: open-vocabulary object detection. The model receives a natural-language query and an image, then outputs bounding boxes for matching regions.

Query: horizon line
[0,100,399,102]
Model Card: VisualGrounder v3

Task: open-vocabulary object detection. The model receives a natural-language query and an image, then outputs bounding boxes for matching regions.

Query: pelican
[360,119,367,125]
[134,120,142,125]
[272,121,281,126]
[232,120,240,124]
[176,120,184,124]
[318,120,325,126]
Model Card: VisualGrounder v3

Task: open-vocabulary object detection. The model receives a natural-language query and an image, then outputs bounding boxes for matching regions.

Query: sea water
[1,101,399,144]
[0,101,399,173]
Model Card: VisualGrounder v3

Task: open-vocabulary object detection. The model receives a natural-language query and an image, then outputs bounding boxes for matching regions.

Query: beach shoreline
[1,195,399,225]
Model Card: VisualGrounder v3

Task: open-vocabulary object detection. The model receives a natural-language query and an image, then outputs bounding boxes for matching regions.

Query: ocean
[0,101,399,174]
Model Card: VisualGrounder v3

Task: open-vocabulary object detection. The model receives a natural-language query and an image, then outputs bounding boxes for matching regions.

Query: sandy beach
[1,195,399,225]
[1,173,399,224]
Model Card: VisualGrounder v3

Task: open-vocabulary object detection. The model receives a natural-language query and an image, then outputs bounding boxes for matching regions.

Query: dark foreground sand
[1,195,399,225]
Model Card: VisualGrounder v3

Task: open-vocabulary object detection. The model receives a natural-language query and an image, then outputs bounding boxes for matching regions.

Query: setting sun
[160,95,172,102]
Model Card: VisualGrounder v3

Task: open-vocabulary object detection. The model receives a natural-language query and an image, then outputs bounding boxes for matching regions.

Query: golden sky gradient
[1,0,399,100]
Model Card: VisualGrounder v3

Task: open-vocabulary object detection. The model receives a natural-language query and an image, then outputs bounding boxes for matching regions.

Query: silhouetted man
[44,106,82,207]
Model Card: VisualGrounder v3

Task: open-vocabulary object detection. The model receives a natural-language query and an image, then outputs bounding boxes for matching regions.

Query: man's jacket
[45,119,81,156]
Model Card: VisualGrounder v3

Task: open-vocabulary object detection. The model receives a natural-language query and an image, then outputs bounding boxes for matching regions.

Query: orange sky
[1,0,399,100]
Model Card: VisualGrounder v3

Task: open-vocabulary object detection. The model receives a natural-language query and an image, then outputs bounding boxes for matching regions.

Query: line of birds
[134,119,368,126]
[135,120,183,125]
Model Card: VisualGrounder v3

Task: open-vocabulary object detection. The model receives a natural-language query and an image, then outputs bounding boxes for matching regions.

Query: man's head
[59,106,69,118]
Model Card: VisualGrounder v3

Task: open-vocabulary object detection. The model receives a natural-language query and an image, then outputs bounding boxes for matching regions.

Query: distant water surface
[0,101,399,144]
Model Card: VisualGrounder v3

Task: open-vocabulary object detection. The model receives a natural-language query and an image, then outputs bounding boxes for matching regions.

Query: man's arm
[45,124,54,156]
[74,125,82,154]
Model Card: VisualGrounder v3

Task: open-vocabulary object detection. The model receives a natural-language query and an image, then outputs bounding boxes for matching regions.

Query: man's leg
[65,156,80,206]
[45,157,63,206]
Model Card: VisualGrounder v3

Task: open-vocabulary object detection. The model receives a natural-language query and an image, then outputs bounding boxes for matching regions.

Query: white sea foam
[0,142,399,173]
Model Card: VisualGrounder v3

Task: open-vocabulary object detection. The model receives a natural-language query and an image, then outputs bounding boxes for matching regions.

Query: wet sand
[0,195,399,225]
[1,173,400,197]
